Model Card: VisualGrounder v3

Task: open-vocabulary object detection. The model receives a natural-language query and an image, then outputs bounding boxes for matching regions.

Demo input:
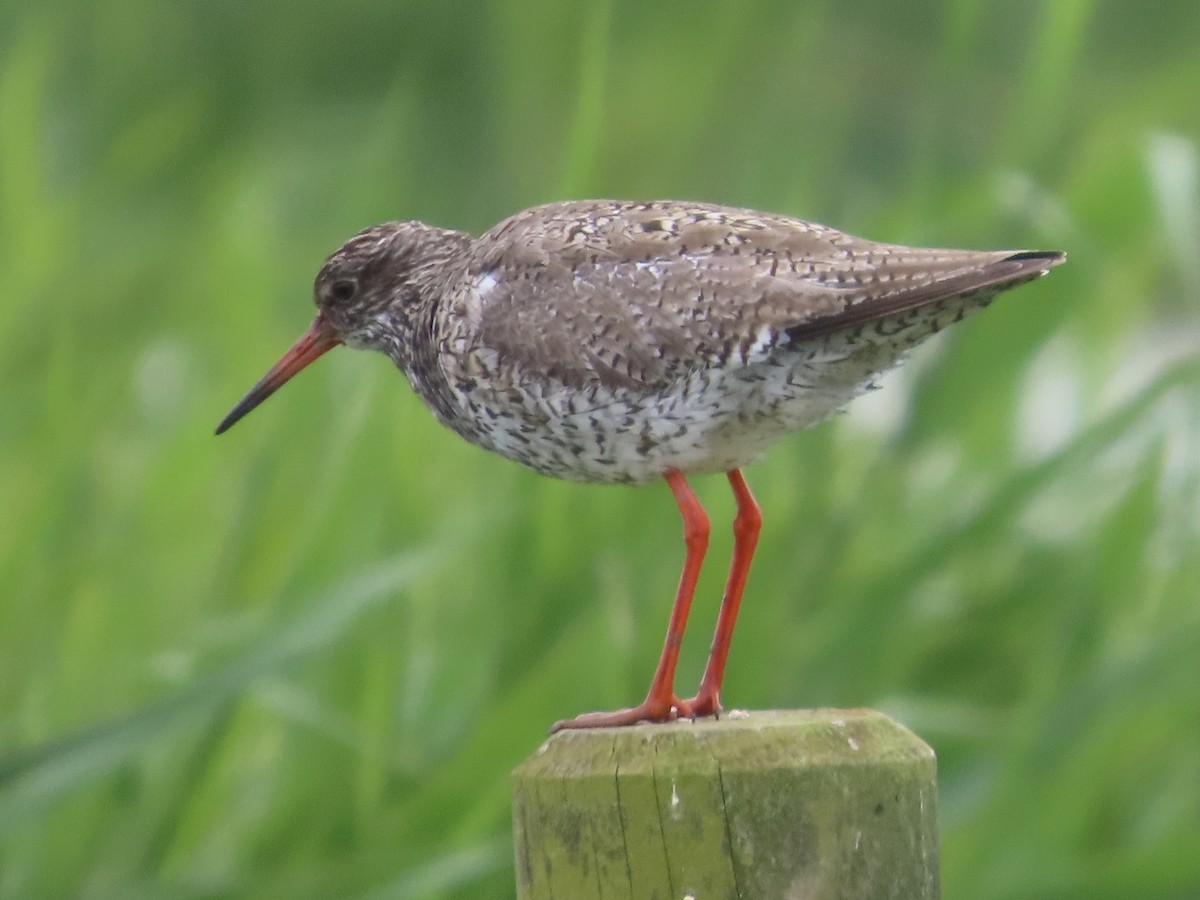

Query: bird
[216,199,1065,731]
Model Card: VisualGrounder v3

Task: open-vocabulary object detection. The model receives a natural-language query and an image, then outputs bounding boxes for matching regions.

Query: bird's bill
[214,315,342,435]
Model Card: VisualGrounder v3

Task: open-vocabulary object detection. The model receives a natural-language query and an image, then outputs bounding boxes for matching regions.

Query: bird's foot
[550,697,680,733]
[674,689,722,721]
[549,688,726,732]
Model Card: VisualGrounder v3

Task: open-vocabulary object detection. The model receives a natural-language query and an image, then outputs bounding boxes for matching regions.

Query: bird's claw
[549,691,724,733]
[673,691,721,721]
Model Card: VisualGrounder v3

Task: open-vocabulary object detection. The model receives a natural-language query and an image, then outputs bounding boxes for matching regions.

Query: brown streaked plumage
[216,199,1065,731]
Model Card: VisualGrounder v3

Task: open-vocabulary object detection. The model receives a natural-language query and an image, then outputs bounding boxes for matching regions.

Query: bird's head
[215,221,469,435]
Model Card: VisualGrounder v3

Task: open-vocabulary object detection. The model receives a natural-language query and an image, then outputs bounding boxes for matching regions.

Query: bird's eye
[329,279,357,303]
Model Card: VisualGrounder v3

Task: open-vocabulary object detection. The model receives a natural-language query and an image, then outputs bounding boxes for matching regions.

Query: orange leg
[677,468,761,719]
[551,469,709,732]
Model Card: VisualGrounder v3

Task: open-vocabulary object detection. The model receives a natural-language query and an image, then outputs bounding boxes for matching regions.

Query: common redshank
[216,200,1064,731]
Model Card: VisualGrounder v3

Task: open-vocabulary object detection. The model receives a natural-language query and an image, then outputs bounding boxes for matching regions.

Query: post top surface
[515,708,935,778]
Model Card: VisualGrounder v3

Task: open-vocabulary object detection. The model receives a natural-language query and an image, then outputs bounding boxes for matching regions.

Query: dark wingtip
[1007,249,1067,267]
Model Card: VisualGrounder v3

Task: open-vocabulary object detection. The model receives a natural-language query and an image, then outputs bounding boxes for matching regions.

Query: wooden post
[512,709,939,899]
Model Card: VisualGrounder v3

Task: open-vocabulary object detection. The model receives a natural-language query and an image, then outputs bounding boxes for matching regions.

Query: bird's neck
[388,230,475,430]
[407,228,475,295]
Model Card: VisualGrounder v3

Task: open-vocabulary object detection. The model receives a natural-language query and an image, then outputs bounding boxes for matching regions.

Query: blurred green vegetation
[1,0,1198,897]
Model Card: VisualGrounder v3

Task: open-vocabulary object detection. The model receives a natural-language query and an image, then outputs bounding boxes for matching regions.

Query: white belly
[447,339,898,484]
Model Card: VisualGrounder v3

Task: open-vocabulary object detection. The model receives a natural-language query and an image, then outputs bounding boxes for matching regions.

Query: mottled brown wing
[458,200,1062,392]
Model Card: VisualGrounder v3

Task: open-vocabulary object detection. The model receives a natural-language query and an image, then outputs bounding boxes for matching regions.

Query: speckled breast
[429,297,979,484]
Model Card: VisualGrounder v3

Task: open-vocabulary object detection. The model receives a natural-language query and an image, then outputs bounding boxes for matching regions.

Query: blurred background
[1,0,1198,897]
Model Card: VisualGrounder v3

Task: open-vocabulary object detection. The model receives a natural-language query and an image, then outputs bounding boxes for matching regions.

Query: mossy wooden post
[512,709,938,899]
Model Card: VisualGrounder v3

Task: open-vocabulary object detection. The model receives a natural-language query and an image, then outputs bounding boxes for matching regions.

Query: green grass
[1,1,1198,897]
